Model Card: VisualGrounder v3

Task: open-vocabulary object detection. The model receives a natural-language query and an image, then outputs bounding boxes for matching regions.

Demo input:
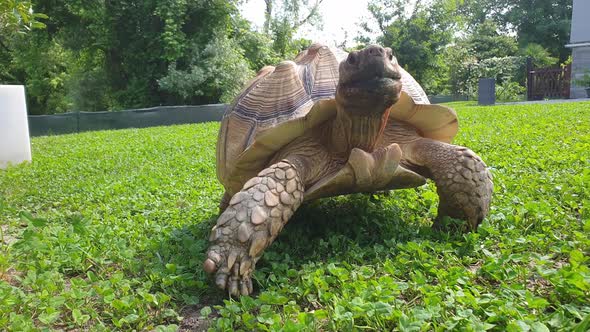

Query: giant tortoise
[204,44,493,296]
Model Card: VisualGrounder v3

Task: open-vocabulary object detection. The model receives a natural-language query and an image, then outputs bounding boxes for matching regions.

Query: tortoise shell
[217,43,458,195]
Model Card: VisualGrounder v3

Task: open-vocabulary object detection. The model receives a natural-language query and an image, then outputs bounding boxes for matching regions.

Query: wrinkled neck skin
[331,103,390,155]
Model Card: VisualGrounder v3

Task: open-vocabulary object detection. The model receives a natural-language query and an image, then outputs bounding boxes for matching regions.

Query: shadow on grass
[266,193,470,262]
[156,192,471,329]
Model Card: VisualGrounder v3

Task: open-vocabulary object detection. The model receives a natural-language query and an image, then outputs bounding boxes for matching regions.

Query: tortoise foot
[432,146,493,231]
[204,160,304,296]
[403,138,493,231]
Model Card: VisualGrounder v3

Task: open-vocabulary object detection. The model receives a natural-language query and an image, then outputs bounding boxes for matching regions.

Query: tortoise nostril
[368,46,384,57]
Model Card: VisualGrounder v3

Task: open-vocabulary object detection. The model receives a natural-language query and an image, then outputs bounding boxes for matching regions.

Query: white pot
[0,85,32,169]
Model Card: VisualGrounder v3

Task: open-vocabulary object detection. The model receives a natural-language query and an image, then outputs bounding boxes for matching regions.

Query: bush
[454,56,527,99]
[496,81,526,102]
[7,34,71,114]
[158,35,255,104]
[520,43,558,68]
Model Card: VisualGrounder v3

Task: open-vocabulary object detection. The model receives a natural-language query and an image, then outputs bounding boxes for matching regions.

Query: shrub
[496,81,526,102]
[158,35,255,104]
[450,56,527,99]
[520,43,558,68]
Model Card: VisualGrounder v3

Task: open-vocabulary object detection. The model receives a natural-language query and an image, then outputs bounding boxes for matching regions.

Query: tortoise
[204,44,493,296]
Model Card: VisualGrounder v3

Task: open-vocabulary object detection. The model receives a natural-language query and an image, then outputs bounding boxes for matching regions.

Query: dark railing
[28,104,227,137]
[527,58,571,100]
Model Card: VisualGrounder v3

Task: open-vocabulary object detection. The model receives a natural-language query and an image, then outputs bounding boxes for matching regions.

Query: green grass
[1,102,589,331]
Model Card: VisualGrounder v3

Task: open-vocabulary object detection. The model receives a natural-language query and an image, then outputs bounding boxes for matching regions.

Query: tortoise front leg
[401,138,493,231]
[203,160,304,296]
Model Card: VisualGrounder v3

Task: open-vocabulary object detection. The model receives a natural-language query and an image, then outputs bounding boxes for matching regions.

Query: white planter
[0,85,32,169]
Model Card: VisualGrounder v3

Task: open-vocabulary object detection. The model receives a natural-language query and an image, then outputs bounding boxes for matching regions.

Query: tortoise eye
[347,52,358,65]
[385,48,394,61]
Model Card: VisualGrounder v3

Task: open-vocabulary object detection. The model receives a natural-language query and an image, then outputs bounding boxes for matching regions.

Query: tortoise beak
[336,45,402,114]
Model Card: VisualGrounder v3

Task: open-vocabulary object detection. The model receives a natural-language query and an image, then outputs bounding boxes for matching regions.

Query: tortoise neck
[331,106,390,154]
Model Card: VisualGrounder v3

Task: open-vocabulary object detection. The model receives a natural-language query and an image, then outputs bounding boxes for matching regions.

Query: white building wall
[570,0,590,43]
[570,47,590,98]
[568,0,590,98]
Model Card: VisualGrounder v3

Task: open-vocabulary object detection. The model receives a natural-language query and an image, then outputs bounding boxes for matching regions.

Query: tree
[262,0,323,57]
[1,0,275,114]
[0,0,46,37]
[463,20,518,60]
[500,0,572,61]
[0,0,46,85]
[362,0,455,93]
[456,0,572,61]
[361,0,567,97]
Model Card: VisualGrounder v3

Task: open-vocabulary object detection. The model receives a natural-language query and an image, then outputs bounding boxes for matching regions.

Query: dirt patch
[467,261,482,274]
[1,224,18,246]
[178,295,222,332]
[0,267,22,286]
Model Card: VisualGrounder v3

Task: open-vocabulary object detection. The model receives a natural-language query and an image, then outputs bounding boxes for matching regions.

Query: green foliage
[464,20,518,60]
[1,102,589,329]
[362,0,571,97]
[66,56,110,113]
[232,18,282,71]
[270,19,296,58]
[455,0,572,61]
[6,33,71,114]
[263,0,322,58]
[453,56,527,99]
[0,0,46,36]
[520,43,558,68]
[0,0,286,114]
[365,0,454,94]
[448,21,525,98]
[500,0,573,61]
[158,35,255,104]
[495,81,526,102]
[439,44,474,96]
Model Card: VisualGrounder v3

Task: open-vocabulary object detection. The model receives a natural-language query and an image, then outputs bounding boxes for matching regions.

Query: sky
[239,0,379,47]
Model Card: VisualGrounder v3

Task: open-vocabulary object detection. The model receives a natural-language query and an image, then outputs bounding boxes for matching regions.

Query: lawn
[1,102,589,331]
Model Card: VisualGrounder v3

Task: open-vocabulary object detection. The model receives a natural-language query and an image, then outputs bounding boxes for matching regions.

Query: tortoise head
[332,45,402,152]
[336,45,402,115]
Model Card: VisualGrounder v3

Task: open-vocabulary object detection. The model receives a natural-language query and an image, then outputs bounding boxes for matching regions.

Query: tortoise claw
[203,258,217,274]
[215,272,228,289]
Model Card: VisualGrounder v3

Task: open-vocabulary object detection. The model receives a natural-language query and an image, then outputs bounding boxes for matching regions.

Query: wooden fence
[527,58,571,100]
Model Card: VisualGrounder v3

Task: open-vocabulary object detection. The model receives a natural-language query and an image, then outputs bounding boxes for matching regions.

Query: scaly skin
[204,160,304,296]
[400,138,493,230]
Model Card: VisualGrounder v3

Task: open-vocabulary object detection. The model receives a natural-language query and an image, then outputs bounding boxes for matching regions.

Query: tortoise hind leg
[401,138,493,231]
[203,160,304,296]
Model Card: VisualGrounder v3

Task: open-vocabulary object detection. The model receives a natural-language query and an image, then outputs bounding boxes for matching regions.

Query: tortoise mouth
[338,77,399,97]
[336,76,401,111]
[335,44,402,113]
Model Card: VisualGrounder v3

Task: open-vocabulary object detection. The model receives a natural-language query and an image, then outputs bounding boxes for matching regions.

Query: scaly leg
[401,138,493,230]
[203,160,304,296]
